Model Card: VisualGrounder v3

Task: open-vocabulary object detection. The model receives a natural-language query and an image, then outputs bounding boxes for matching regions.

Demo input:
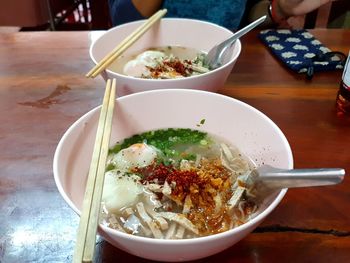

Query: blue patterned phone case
[259,29,346,78]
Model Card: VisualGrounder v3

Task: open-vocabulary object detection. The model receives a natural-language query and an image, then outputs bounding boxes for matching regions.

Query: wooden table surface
[0,29,349,263]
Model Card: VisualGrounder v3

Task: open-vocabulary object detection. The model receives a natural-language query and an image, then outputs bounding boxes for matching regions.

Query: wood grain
[0,29,349,262]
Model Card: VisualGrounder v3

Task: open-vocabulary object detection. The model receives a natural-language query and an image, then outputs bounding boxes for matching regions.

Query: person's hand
[276,0,337,18]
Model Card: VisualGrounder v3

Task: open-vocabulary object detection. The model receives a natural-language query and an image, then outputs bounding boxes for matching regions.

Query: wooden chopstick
[73,79,116,263]
[86,9,167,78]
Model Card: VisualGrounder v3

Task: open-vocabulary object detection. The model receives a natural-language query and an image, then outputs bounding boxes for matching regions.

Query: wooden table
[0,29,349,263]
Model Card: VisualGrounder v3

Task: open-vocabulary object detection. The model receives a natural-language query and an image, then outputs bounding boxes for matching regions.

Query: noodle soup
[108,46,210,79]
[101,128,259,239]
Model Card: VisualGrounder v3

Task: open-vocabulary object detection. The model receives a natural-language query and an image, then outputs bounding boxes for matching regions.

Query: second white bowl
[90,18,241,96]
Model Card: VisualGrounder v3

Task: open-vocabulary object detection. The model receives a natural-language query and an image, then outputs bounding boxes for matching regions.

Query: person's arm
[131,0,163,17]
[108,0,163,26]
[276,0,336,17]
[248,0,336,27]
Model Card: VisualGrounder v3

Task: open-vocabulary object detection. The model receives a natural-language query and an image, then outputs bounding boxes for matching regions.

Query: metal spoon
[204,16,266,70]
[229,165,345,207]
[249,165,345,189]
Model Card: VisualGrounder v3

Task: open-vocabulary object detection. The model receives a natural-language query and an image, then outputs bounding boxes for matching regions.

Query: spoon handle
[257,165,345,189]
[222,15,266,47]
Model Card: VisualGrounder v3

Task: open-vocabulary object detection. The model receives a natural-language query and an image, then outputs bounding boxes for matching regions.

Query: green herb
[200,139,208,145]
[196,118,206,127]
[106,163,116,172]
[109,128,208,160]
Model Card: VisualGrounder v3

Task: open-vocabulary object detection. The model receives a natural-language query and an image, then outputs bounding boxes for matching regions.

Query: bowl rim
[89,18,241,82]
[53,89,293,244]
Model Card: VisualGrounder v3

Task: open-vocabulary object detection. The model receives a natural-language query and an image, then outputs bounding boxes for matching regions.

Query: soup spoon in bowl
[229,165,345,207]
[251,165,345,189]
[204,15,267,70]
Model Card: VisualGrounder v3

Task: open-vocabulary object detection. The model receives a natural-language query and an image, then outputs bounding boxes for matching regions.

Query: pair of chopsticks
[86,9,167,78]
[73,79,116,263]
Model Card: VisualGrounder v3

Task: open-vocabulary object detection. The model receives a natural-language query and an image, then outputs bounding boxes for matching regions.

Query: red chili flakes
[146,58,192,78]
[167,169,204,195]
[137,162,202,190]
[134,159,245,236]
[136,162,174,184]
[148,65,165,78]
[163,60,187,76]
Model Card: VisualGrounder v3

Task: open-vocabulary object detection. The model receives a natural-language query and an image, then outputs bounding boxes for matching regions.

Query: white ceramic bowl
[90,18,241,97]
[53,89,293,262]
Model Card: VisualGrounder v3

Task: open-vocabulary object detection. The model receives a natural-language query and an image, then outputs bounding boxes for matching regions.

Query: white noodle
[175,226,185,239]
[158,212,199,235]
[136,202,163,239]
[165,222,177,239]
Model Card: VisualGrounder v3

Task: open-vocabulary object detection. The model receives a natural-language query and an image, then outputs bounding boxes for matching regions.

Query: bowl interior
[90,18,240,75]
[55,88,292,217]
[89,18,242,97]
[53,89,293,260]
